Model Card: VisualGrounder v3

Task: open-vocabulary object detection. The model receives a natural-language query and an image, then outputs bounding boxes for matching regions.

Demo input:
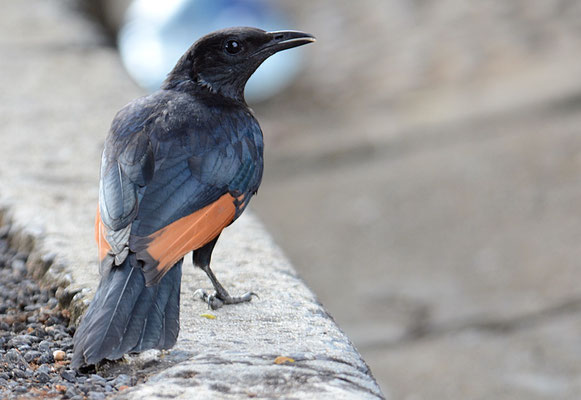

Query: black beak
[259,30,316,55]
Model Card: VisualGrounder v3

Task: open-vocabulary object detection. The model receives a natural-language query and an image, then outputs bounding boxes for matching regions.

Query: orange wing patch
[138,193,242,286]
[95,207,112,261]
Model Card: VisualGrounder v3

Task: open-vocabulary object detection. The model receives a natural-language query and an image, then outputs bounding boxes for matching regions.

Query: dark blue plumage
[72,27,314,368]
[72,257,182,367]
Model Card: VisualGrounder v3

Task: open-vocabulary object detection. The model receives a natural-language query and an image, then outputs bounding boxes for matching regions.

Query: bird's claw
[194,289,256,310]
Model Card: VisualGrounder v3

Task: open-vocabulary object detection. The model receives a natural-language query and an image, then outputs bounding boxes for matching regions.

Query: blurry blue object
[118,0,304,103]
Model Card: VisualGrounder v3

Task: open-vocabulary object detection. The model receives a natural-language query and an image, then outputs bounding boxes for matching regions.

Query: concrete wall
[0,0,383,398]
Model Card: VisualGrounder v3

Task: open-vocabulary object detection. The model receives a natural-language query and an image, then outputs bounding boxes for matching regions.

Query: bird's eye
[224,39,242,54]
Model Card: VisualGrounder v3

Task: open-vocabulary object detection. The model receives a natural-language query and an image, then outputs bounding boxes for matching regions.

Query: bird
[71,27,315,368]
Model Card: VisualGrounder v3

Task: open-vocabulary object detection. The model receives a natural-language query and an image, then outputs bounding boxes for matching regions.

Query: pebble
[88,391,106,400]
[13,385,27,393]
[65,386,78,398]
[52,349,65,361]
[61,369,76,383]
[4,349,22,364]
[91,374,107,384]
[13,369,27,379]
[37,340,52,353]
[36,365,50,375]
[112,374,133,388]
[37,353,54,364]
[34,371,50,383]
[0,231,139,399]
[8,334,34,347]
[23,350,42,363]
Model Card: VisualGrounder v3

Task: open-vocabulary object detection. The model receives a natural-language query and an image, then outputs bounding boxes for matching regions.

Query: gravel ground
[0,225,138,399]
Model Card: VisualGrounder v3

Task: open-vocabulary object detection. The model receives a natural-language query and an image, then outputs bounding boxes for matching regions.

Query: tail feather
[71,257,182,368]
[85,266,144,360]
[108,279,157,359]
[132,262,182,352]
[159,273,181,349]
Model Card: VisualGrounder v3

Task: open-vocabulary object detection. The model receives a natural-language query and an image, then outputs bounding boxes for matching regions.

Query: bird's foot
[194,289,257,310]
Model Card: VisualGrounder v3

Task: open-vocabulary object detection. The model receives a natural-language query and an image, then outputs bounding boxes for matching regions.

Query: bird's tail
[71,256,182,368]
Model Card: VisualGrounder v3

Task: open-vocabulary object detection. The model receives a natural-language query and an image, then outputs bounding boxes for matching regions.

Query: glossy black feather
[71,258,183,368]
[72,257,144,367]
[99,90,263,251]
[136,262,181,351]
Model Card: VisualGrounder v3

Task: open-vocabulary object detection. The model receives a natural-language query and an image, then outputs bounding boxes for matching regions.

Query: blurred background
[84,0,581,397]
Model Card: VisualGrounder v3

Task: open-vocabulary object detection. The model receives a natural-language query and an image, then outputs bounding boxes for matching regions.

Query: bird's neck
[195,71,247,104]
[163,73,247,105]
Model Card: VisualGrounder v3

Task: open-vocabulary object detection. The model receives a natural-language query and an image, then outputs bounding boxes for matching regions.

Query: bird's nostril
[274,34,284,41]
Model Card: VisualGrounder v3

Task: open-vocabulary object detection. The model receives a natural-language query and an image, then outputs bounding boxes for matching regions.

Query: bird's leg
[195,264,256,310]
[192,236,256,310]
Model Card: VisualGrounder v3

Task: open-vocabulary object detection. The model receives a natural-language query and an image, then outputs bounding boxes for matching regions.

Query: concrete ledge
[0,0,384,398]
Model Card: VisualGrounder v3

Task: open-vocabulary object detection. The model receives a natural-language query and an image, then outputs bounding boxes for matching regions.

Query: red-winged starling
[71,27,315,368]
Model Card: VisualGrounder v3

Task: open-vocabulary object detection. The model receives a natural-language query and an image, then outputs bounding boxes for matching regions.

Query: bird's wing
[96,96,262,286]
[96,98,156,272]
[129,135,260,286]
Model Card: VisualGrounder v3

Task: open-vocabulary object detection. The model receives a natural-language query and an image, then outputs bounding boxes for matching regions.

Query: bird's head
[164,27,315,102]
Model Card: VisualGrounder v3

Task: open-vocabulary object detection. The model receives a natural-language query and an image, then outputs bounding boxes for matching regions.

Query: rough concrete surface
[0,0,383,398]
[249,1,581,398]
